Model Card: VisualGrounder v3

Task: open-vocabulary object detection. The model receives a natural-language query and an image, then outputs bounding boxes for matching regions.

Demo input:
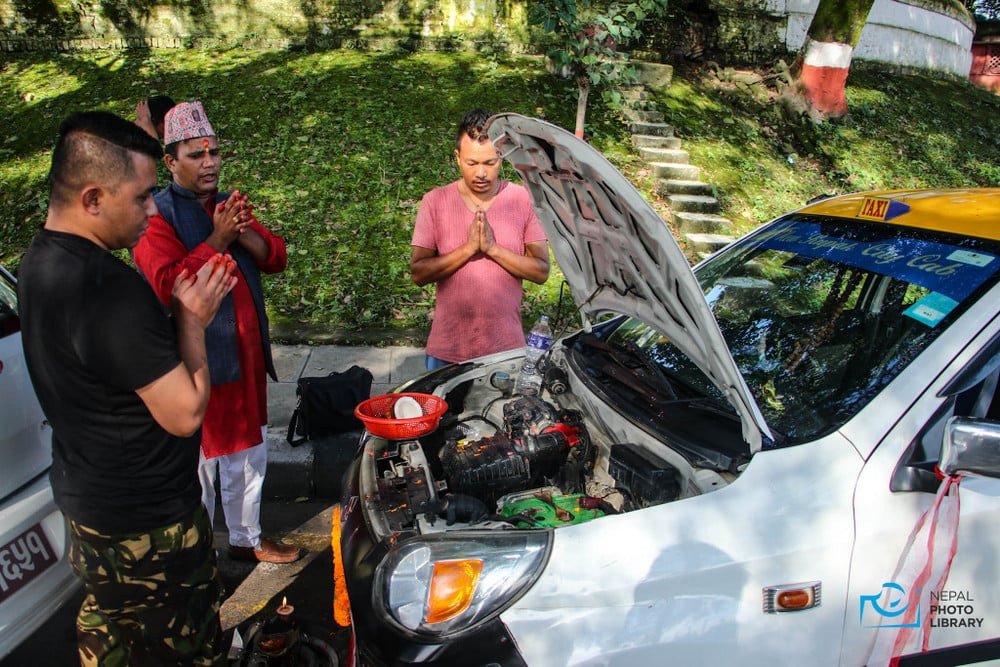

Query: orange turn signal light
[777,590,811,610]
[425,559,483,624]
[763,581,821,613]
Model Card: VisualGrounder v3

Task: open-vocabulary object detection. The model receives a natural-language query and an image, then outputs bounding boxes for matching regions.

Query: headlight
[374,530,551,638]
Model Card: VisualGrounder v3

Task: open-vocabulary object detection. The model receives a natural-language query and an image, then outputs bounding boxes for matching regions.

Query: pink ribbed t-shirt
[412,180,546,363]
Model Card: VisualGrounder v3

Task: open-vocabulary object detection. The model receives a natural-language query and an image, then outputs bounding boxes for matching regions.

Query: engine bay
[360,352,734,538]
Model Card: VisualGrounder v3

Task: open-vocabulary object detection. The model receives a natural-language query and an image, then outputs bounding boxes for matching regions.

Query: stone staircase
[623,64,737,260]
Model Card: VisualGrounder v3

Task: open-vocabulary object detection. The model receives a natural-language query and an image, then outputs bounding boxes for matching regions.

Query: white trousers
[199,426,267,549]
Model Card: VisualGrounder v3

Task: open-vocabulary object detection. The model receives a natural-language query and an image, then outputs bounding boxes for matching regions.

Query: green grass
[0,48,638,339]
[655,66,1000,235]
[2,49,998,342]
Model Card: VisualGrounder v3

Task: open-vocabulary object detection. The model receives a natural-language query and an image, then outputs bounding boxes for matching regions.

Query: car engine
[364,358,694,537]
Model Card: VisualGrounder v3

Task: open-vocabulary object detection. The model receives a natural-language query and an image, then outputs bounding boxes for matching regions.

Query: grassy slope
[657,65,1000,237]
[1,50,998,341]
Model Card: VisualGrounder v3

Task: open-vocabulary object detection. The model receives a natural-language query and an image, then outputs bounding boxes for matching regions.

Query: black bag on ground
[286,365,373,446]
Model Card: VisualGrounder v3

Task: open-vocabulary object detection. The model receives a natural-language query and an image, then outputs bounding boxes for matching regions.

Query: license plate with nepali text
[0,523,56,604]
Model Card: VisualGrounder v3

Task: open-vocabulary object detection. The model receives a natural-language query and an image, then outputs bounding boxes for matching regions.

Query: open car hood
[487,114,772,453]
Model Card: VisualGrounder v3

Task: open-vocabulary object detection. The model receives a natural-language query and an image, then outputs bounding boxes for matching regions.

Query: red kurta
[134,196,287,458]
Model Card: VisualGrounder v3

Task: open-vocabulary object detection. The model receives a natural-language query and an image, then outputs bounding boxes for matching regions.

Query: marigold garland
[331,504,351,627]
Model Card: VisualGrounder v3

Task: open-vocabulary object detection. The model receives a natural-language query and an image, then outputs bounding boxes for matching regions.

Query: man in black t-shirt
[18,112,236,666]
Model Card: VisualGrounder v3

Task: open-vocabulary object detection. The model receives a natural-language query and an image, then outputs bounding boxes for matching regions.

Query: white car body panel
[0,315,51,500]
[0,268,79,659]
[842,312,1000,666]
[503,434,863,666]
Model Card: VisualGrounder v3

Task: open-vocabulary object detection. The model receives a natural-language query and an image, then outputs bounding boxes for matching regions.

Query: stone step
[632,134,681,150]
[623,108,664,123]
[640,147,689,164]
[650,162,700,180]
[683,232,735,256]
[668,194,719,213]
[621,87,650,102]
[630,121,673,137]
[673,211,733,235]
[635,61,674,88]
[657,179,714,196]
[629,103,660,116]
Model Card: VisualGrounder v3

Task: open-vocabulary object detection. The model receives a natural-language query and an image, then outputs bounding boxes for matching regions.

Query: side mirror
[941,416,1000,479]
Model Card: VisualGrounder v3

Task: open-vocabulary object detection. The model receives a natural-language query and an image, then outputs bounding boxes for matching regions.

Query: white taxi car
[0,266,78,659]
[338,115,1000,666]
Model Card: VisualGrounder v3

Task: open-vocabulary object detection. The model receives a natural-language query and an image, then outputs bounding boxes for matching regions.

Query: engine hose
[441,493,490,525]
[481,395,508,419]
[616,485,638,511]
[301,634,340,667]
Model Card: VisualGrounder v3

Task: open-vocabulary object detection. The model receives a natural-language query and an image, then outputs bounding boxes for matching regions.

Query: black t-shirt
[18,229,201,534]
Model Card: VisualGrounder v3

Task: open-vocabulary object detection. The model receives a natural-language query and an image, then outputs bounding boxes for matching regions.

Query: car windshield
[603,215,1000,445]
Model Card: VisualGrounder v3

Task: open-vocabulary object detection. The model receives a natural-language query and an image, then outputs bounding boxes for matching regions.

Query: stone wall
[766,0,975,76]
[0,0,531,52]
[0,0,979,81]
[639,0,975,78]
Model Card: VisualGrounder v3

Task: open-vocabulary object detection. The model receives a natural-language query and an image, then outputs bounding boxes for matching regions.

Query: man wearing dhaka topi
[134,101,303,564]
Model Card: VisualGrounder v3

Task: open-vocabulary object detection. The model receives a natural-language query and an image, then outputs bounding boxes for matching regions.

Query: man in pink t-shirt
[411,109,550,367]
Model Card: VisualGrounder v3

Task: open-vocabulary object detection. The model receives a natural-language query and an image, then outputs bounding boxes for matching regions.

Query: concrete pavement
[262,344,428,499]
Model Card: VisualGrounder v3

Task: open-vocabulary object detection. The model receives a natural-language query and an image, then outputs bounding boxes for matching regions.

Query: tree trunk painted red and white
[792,0,876,119]
[797,37,854,116]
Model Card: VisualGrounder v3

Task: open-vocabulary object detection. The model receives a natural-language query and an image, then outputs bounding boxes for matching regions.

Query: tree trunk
[792,0,875,119]
[575,76,590,139]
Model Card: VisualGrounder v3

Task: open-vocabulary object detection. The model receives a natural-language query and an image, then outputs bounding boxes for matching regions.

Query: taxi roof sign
[798,189,1000,241]
[857,197,910,221]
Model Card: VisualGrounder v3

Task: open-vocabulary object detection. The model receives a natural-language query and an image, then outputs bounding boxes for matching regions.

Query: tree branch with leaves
[530,0,669,138]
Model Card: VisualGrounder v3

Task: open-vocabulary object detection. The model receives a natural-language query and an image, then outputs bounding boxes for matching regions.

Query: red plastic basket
[354,393,448,440]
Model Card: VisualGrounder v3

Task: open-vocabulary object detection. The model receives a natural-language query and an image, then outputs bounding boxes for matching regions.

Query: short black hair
[48,111,163,208]
[456,108,493,150]
[147,95,175,128]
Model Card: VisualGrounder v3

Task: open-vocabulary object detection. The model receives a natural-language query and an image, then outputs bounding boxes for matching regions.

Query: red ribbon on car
[866,475,962,665]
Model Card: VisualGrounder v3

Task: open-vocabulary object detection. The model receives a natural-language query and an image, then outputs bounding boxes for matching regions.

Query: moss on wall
[0,0,977,68]
[0,0,533,51]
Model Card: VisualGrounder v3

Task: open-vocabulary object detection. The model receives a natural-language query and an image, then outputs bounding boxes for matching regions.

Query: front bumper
[340,458,528,667]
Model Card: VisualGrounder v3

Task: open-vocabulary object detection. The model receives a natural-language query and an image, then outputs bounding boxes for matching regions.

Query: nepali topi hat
[163,101,215,145]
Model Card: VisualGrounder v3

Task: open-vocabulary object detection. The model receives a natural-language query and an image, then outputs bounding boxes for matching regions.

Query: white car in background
[0,265,78,659]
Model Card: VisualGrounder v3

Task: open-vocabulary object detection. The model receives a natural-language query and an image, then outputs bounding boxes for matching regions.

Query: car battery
[608,443,681,507]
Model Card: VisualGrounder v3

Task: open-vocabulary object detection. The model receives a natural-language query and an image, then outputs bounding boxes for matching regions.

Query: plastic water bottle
[514,315,552,396]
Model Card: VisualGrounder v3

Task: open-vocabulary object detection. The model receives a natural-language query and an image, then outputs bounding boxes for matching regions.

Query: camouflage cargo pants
[68,505,225,666]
